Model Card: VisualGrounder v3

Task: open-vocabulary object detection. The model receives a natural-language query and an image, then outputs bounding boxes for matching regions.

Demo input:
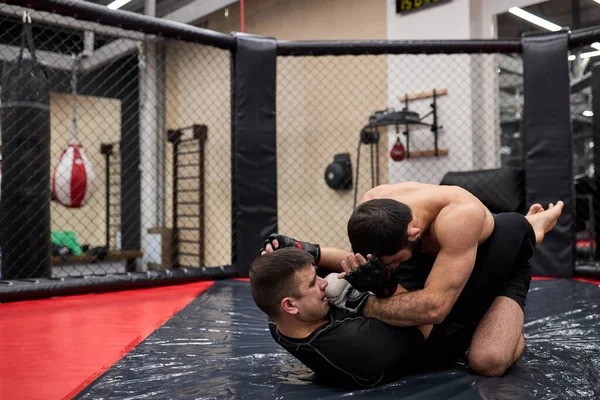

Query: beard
[407,236,423,254]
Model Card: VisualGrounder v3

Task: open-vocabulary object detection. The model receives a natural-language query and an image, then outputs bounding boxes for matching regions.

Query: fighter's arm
[362,205,485,326]
[261,234,351,272]
[319,247,353,272]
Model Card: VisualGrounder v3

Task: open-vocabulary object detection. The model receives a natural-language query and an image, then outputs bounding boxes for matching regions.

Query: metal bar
[0,44,73,70]
[105,149,111,248]
[178,163,201,167]
[177,150,201,156]
[277,39,522,56]
[571,26,600,47]
[0,3,145,40]
[2,0,235,50]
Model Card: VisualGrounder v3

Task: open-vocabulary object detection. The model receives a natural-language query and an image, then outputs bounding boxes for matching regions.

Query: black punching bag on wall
[0,20,52,279]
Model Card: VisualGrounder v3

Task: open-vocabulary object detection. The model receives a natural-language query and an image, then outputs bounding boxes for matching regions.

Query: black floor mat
[76,279,600,399]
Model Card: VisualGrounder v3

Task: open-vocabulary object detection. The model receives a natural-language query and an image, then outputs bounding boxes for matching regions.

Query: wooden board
[398,89,448,102]
[409,148,449,158]
[52,250,144,265]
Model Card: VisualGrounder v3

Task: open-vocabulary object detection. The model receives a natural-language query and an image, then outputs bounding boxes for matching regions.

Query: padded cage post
[522,30,574,277]
[231,34,277,277]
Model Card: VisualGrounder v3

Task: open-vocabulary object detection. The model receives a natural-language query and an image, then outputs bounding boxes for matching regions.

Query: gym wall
[163,42,232,267]
[201,0,389,251]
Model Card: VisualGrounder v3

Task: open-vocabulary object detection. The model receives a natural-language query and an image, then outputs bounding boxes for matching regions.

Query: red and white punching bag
[390,137,407,162]
[52,142,96,208]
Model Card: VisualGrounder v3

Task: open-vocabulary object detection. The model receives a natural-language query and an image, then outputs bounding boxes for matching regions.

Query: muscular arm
[318,246,353,272]
[363,205,485,325]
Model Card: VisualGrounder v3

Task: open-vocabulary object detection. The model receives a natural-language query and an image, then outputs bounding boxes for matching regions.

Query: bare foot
[527,203,544,216]
[525,201,564,244]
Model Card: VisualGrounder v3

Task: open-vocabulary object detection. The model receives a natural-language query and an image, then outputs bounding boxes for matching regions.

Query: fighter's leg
[452,211,535,376]
[468,296,524,376]
[525,201,564,244]
[468,252,533,376]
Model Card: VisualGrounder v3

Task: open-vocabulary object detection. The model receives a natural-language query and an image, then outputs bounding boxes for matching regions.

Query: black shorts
[395,212,536,364]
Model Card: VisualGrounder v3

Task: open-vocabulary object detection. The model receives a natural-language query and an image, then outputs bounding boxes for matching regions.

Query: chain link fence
[0,4,231,280]
[277,53,525,252]
[1,1,598,286]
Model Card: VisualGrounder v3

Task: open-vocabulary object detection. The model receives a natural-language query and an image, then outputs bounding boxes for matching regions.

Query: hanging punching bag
[51,54,96,208]
[0,14,52,279]
[52,142,96,208]
[390,137,407,161]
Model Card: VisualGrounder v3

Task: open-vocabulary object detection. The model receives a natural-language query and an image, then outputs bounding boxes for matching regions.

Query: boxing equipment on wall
[51,54,97,208]
[324,153,352,190]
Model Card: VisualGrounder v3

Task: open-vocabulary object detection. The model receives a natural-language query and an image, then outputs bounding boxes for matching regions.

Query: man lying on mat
[250,182,563,386]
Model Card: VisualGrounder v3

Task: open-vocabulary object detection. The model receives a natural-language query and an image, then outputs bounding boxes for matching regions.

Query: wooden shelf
[409,148,449,158]
[52,250,143,265]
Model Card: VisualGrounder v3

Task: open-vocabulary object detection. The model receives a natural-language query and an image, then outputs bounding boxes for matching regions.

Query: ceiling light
[592,42,600,50]
[508,7,562,32]
[569,55,576,61]
[107,0,132,10]
[580,50,600,59]
[583,110,594,117]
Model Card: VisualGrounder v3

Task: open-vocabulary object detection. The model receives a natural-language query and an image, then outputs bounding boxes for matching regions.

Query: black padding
[231,34,277,277]
[591,63,600,261]
[440,168,525,214]
[0,266,236,303]
[0,26,51,279]
[522,30,574,277]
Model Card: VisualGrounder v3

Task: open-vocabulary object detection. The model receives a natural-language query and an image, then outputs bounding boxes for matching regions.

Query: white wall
[385,0,538,184]
[386,0,474,184]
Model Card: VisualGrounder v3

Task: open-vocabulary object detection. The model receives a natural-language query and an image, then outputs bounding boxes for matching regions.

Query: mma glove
[325,273,372,315]
[344,256,398,298]
[260,233,321,264]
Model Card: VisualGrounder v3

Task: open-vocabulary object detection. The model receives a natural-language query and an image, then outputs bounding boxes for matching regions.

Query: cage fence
[276,53,525,251]
[0,4,231,281]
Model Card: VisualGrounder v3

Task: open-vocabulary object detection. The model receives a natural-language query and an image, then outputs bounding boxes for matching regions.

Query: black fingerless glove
[344,256,398,298]
[260,233,321,264]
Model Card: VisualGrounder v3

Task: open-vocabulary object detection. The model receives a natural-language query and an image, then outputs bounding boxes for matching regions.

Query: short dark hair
[249,247,315,318]
[347,198,413,256]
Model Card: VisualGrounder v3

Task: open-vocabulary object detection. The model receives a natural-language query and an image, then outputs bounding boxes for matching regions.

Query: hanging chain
[138,41,146,70]
[70,53,81,144]
[138,41,146,108]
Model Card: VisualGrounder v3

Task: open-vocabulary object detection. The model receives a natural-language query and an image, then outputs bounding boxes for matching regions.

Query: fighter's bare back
[360,182,495,254]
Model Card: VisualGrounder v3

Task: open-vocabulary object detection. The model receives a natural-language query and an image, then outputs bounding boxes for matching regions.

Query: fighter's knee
[468,350,513,377]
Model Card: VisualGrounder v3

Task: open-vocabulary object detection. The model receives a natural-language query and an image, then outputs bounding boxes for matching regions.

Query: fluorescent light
[509,7,562,32]
[595,0,600,4]
[569,55,576,61]
[580,50,600,59]
[592,42,600,50]
[107,0,132,10]
[583,110,594,117]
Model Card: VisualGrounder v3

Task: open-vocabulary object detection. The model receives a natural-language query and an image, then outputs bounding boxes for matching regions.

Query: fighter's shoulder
[360,182,421,202]
[436,204,486,243]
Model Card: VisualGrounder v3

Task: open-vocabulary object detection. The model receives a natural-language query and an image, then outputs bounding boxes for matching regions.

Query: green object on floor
[51,231,83,256]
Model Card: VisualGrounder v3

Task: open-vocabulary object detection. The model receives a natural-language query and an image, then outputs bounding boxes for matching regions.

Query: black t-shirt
[269,306,428,387]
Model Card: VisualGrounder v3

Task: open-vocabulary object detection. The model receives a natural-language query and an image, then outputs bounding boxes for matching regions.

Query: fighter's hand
[259,233,321,263]
[324,273,371,315]
[339,253,371,279]
[343,255,398,298]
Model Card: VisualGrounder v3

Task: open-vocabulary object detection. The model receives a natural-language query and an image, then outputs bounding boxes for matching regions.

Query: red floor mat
[0,281,214,400]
